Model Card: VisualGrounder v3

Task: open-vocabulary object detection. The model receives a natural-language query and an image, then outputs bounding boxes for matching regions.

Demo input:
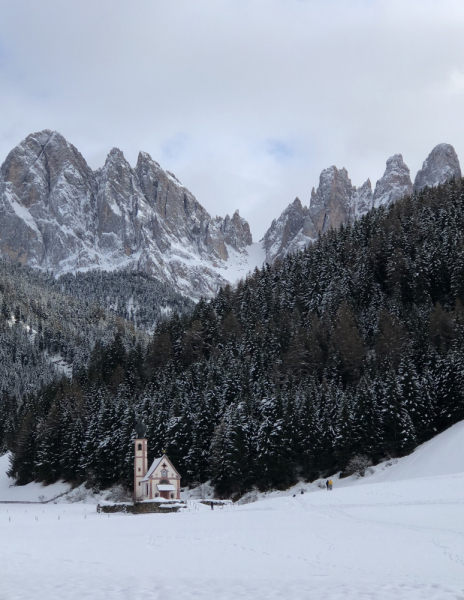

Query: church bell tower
[134,419,147,501]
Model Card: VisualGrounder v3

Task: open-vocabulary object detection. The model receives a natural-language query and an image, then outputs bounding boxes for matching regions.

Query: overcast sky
[1,0,464,238]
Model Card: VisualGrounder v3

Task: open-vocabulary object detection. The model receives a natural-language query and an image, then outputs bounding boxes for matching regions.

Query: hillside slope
[0,260,195,450]
[359,419,464,483]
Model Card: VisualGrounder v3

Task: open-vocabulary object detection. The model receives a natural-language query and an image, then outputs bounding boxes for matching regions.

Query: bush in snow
[104,485,133,503]
[345,454,373,478]
[237,489,259,505]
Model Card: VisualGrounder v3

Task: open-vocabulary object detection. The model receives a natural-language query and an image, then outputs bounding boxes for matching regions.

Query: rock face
[413,143,461,193]
[262,147,454,265]
[309,166,355,234]
[262,169,357,264]
[0,130,253,299]
[4,132,461,286]
[0,130,98,270]
[216,210,252,251]
[353,179,373,217]
[372,154,413,209]
[262,198,313,264]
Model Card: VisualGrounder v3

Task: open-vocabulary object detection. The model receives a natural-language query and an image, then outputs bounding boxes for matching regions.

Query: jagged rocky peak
[353,179,373,217]
[373,154,412,209]
[0,129,98,269]
[262,197,312,264]
[1,130,95,205]
[216,209,252,252]
[262,145,460,268]
[413,143,461,193]
[135,151,165,212]
[0,130,256,300]
[309,166,355,234]
[262,167,359,265]
[135,149,230,262]
[95,147,145,258]
[262,157,411,266]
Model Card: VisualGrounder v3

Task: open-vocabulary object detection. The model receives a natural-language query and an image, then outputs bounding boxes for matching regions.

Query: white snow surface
[1,422,464,599]
[213,242,266,284]
[0,454,71,502]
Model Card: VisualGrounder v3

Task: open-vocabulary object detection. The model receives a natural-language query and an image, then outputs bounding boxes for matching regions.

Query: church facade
[134,434,181,501]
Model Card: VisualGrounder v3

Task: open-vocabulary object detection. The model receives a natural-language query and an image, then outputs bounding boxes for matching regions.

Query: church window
[161,468,168,477]
[137,443,142,451]
[138,468,141,472]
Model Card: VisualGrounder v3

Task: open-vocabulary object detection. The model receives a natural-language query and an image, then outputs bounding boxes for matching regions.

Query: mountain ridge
[0,131,461,294]
[0,130,255,300]
[263,143,461,264]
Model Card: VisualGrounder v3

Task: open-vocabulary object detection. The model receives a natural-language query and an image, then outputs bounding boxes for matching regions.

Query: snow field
[1,476,464,599]
[1,421,464,599]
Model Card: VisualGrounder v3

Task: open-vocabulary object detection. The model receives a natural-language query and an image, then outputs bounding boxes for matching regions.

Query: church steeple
[134,419,147,501]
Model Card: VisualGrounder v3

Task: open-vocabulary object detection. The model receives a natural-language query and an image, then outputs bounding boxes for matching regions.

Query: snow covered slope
[356,419,464,483]
[2,420,464,502]
[1,423,464,599]
[0,454,70,502]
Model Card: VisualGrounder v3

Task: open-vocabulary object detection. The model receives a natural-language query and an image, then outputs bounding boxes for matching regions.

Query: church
[133,421,181,501]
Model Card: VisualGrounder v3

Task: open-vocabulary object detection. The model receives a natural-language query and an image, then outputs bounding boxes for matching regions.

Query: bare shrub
[104,485,132,503]
[345,454,373,478]
[69,488,89,503]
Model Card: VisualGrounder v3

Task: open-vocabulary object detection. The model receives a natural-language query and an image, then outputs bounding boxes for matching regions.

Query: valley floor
[1,476,463,598]
[2,423,464,599]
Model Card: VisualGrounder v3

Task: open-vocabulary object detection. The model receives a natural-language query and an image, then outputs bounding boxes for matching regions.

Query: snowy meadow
[1,422,464,600]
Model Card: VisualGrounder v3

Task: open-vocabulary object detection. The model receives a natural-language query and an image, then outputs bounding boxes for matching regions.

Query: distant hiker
[211,502,214,510]
[328,479,333,491]
[326,480,329,490]
[301,490,304,495]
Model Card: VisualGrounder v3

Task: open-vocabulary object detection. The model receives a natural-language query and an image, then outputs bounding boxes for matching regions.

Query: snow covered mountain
[262,143,461,264]
[0,132,461,290]
[0,130,259,299]
[262,198,311,264]
[372,153,413,209]
[413,143,462,193]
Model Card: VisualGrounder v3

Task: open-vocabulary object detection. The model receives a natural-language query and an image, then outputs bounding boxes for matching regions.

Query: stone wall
[97,501,186,514]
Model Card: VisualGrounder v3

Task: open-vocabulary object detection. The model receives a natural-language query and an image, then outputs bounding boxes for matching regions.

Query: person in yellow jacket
[328,479,333,490]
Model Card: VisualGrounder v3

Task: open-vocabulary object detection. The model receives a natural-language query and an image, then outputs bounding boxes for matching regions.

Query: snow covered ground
[0,454,70,503]
[1,422,464,599]
[213,242,266,284]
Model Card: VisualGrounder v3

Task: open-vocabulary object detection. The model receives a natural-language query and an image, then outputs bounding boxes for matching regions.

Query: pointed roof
[141,454,181,482]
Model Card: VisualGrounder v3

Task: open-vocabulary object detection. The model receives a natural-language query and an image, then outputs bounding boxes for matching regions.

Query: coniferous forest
[0,265,191,450]
[5,179,464,497]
